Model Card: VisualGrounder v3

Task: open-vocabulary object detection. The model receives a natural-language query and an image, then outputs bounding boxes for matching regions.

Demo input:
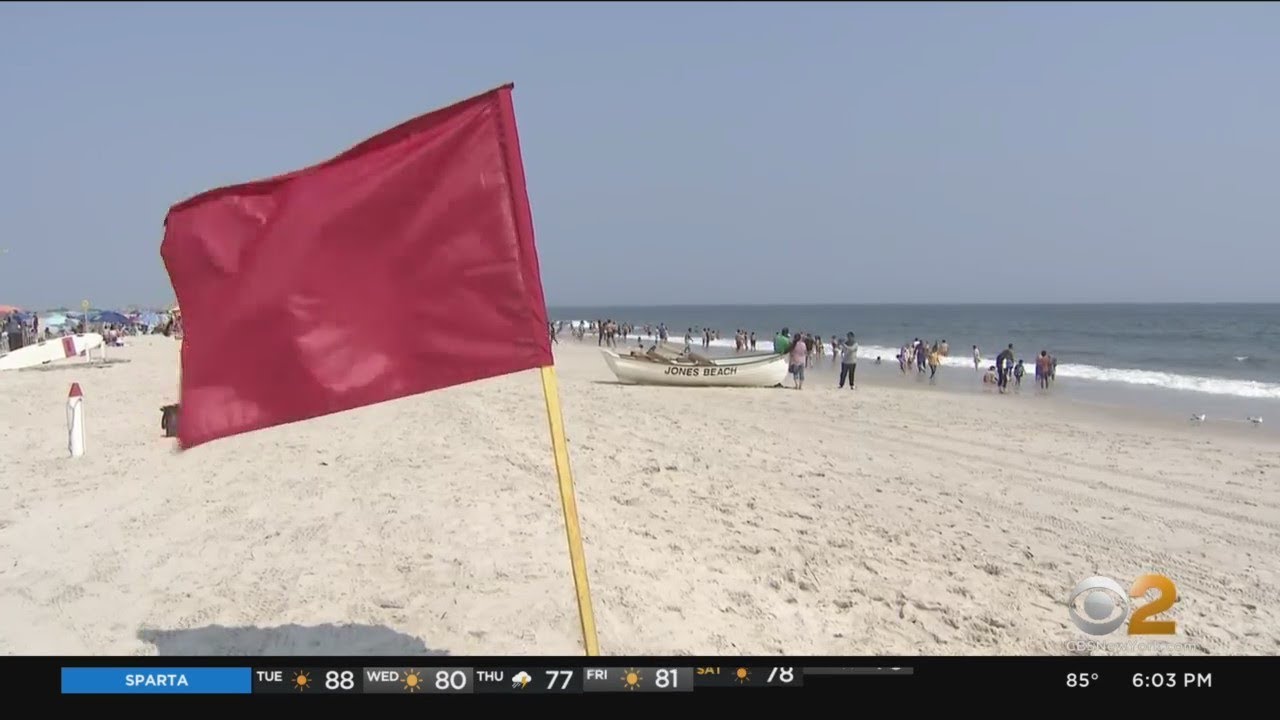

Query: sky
[1,1,1278,309]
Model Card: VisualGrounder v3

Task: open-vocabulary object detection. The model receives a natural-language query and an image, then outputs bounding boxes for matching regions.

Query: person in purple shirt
[788,334,808,389]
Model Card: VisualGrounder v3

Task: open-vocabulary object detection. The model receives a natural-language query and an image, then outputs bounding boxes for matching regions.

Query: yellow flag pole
[538,365,600,656]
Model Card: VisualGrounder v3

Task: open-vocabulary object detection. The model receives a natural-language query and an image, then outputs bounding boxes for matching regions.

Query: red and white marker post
[67,382,85,458]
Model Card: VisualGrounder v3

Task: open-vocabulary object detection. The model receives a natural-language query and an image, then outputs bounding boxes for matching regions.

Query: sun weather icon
[404,670,422,692]
[623,668,643,690]
[735,667,750,684]
[293,670,311,691]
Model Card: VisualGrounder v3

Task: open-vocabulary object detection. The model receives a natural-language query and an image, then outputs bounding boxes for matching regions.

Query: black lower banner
[19,656,1274,699]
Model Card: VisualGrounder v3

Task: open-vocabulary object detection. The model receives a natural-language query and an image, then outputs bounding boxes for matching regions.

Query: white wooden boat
[0,333,104,371]
[600,349,789,387]
[630,346,781,367]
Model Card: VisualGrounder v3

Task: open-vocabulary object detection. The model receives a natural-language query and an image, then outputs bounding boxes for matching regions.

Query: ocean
[549,304,1280,427]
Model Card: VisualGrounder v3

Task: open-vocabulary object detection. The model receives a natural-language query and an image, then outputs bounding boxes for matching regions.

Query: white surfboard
[0,333,104,371]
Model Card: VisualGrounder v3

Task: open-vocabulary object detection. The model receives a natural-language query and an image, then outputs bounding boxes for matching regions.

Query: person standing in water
[972,345,982,371]
[1036,350,1051,390]
[996,343,1015,393]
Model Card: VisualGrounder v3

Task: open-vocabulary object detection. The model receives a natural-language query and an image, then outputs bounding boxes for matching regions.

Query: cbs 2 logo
[1067,574,1177,636]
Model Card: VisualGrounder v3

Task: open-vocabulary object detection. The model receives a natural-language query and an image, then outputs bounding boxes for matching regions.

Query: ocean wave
[566,326,1280,401]
[860,343,1280,400]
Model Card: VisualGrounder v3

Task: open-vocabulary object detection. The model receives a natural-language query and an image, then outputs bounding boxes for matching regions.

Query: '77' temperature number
[767,667,796,684]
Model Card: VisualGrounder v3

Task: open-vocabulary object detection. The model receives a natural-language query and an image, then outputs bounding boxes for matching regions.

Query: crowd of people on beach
[553,319,1059,395]
[769,328,860,390]
[2,310,96,353]
[969,343,1059,393]
[1,309,180,357]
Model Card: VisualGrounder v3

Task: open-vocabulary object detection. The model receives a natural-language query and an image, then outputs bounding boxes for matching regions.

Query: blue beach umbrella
[91,310,131,325]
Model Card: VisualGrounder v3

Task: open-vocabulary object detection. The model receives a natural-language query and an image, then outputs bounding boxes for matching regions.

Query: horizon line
[546,300,1280,308]
[9,300,1279,311]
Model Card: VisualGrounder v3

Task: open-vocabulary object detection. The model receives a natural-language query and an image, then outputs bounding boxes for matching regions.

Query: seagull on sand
[1248,416,1263,425]
[1190,414,1206,422]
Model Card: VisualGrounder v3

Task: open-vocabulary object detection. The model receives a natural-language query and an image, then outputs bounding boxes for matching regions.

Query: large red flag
[161,84,553,449]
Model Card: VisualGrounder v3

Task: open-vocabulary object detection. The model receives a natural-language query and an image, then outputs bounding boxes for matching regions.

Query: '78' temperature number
[767,668,796,684]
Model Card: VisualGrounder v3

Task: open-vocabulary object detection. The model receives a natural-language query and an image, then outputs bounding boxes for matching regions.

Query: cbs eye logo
[1067,574,1178,636]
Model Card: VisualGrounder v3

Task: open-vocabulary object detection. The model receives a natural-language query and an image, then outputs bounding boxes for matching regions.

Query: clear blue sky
[2,1,1277,308]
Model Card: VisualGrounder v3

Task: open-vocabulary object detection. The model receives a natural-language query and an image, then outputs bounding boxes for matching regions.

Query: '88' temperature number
[325,670,355,691]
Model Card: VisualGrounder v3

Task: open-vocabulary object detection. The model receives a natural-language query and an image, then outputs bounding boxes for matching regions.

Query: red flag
[162,84,552,449]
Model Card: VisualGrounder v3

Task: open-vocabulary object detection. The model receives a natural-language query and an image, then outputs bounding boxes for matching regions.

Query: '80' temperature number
[435,670,468,691]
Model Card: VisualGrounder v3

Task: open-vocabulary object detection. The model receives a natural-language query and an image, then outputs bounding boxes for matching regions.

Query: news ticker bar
[60,665,875,694]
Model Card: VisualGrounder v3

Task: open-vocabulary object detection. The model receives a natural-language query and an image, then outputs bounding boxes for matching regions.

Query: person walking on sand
[996,343,1015,393]
[928,342,942,381]
[838,332,858,389]
[1014,358,1026,389]
[788,332,808,389]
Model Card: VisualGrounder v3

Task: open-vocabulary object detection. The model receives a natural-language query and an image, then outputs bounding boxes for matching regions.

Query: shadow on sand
[19,358,131,372]
[138,623,447,656]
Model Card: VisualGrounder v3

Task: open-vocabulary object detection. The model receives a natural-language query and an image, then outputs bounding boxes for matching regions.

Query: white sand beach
[1,336,1277,656]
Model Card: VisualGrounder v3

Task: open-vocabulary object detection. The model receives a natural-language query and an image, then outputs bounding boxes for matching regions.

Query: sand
[1,335,1277,656]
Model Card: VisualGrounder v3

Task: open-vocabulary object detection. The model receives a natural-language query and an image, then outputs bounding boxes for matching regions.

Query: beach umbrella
[0,304,21,314]
[91,310,131,325]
